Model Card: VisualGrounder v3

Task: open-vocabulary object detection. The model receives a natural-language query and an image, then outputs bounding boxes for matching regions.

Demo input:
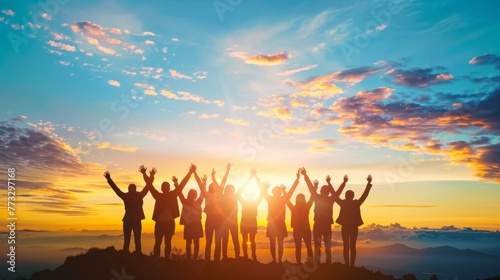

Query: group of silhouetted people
[104,163,373,266]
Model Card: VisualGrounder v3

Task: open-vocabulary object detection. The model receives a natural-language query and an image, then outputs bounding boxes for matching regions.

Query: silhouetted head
[345,190,355,201]
[187,189,197,202]
[208,183,217,193]
[295,194,306,205]
[320,185,330,196]
[161,182,170,193]
[272,187,281,197]
[128,184,137,192]
[225,184,235,195]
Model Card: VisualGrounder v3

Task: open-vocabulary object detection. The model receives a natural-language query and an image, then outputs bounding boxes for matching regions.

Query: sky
[1,0,500,267]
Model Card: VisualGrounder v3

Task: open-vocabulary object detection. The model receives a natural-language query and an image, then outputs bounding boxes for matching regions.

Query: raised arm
[138,165,155,197]
[300,168,318,198]
[358,175,373,205]
[284,169,301,201]
[194,171,208,195]
[255,171,271,201]
[236,169,254,203]
[328,175,348,203]
[104,171,125,199]
[173,164,195,194]
[219,163,231,193]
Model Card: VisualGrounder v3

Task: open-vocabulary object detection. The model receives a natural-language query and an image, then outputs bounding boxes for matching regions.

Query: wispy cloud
[230,51,289,66]
[107,80,120,87]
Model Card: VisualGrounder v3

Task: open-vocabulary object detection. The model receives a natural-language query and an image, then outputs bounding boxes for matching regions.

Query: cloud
[469,53,500,69]
[231,105,248,111]
[387,67,454,87]
[0,122,94,174]
[108,28,121,34]
[284,125,322,134]
[300,139,340,154]
[59,61,70,66]
[107,80,120,87]
[224,118,249,126]
[171,37,179,41]
[169,69,193,80]
[230,51,289,66]
[145,40,155,45]
[159,90,223,107]
[47,40,76,52]
[278,64,317,76]
[41,13,52,20]
[199,113,219,119]
[97,141,137,152]
[96,45,116,55]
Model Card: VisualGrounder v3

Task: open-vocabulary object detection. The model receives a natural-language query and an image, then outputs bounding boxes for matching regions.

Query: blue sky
[1,0,500,231]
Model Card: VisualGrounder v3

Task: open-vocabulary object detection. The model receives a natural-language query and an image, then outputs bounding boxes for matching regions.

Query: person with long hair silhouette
[104,169,150,254]
[286,191,313,263]
[220,166,253,260]
[178,169,206,260]
[200,163,230,261]
[258,169,300,263]
[335,175,373,267]
[140,164,195,259]
[239,168,264,260]
[301,168,347,263]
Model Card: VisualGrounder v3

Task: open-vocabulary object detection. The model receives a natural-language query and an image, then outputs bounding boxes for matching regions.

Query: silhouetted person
[221,164,252,259]
[286,192,313,263]
[104,170,149,254]
[179,169,206,260]
[335,175,373,267]
[239,168,264,260]
[258,169,300,263]
[302,168,347,263]
[200,164,230,261]
[141,164,195,259]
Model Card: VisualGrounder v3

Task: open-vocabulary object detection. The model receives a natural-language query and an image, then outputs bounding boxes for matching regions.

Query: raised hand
[343,174,349,183]
[150,167,157,177]
[227,162,231,170]
[139,165,147,174]
[172,176,179,185]
[299,167,307,176]
[280,184,286,194]
[313,179,319,189]
[211,168,216,178]
[190,164,197,173]
[367,174,373,183]
[104,171,111,180]
[296,169,300,180]
[326,175,331,184]
[202,174,207,185]
[250,168,256,176]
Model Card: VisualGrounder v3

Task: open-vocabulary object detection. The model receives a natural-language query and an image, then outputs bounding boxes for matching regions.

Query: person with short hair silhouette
[221,165,253,260]
[258,169,300,263]
[286,191,313,264]
[140,164,195,259]
[104,169,149,254]
[335,175,373,267]
[239,168,264,260]
[301,168,347,263]
[200,164,230,261]
[178,168,206,260]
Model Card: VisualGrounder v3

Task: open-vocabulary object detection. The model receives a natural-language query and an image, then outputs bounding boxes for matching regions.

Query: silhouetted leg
[214,222,223,261]
[278,236,284,263]
[193,238,200,260]
[250,233,257,260]
[132,220,142,254]
[269,237,276,262]
[230,223,240,257]
[222,225,229,259]
[165,234,173,259]
[293,230,302,263]
[186,239,192,260]
[242,233,249,258]
[313,224,321,262]
[324,228,332,264]
[341,226,349,265]
[153,222,163,257]
[205,218,214,260]
[123,221,132,253]
[304,230,313,261]
[350,227,358,267]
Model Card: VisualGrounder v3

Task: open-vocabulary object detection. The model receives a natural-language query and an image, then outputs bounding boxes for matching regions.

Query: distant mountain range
[366,243,496,257]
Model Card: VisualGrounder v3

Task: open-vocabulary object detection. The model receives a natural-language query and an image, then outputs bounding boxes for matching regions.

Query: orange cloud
[230,51,289,66]
[97,141,137,152]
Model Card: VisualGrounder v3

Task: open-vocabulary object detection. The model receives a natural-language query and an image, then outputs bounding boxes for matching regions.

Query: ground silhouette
[27,246,403,280]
